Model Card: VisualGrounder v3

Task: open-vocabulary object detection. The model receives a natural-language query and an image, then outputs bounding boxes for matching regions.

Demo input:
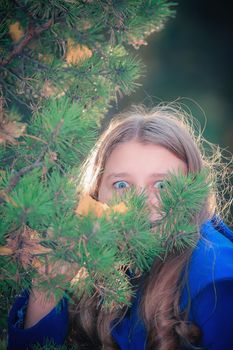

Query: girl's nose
[146,190,161,222]
[135,186,160,222]
[147,191,158,206]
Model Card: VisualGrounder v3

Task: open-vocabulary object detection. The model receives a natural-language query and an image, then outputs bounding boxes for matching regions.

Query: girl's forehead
[103,141,187,175]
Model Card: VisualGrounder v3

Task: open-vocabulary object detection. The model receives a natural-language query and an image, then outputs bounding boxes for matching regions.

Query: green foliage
[156,170,211,255]
[107,46,143,95]
[5,170,53,227]
[0,0,175,113]
[28,171,211,308]
[108,190,162,271]
[0,169,210,346]
[0,1,177,347]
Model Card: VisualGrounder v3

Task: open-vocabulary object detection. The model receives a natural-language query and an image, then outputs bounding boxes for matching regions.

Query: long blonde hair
[71,104,229,349]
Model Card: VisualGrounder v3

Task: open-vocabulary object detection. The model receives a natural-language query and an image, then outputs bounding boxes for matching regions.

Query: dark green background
[115,0,233,153]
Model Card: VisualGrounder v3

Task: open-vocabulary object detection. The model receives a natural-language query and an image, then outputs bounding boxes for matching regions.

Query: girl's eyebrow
[106,172,167,180]
[106,172,131,180]
[148,173,167,179]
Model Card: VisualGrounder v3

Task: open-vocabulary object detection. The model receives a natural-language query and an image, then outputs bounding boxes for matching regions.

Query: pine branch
[0,170,210,319]
[0,18,53,66]
[0,77,30,108]
[0,119,64,204]
[12,0,38,20]
[0,2,178,338]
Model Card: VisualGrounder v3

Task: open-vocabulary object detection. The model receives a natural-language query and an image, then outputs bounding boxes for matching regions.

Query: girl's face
[98,141,187,221]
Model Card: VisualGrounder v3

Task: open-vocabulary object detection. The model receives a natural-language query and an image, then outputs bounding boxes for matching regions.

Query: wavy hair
[70,104,231,350]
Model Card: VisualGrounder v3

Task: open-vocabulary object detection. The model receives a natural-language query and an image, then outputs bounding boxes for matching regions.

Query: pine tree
[0,2,211,349]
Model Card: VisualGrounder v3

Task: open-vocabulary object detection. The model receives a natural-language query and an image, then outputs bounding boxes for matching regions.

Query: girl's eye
[113,181,130,190]
[153,180,165,190]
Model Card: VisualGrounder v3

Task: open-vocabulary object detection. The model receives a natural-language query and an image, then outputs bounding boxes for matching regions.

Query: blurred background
[111,0,233,153]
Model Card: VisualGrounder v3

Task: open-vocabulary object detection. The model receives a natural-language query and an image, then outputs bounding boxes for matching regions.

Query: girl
[8,105,233,350]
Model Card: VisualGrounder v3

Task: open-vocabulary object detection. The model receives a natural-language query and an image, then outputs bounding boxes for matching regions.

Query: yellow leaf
[0,246,13,256]
[9,22,24,42]
[75,194,128,218]
[111,202,128,214]
[75,194,109,218]
[0,120,26,144]
[70,266,88,286]
[41,80,58,98]
[66,39,92,65]
[30,245,52,255]
[31,257,43,269]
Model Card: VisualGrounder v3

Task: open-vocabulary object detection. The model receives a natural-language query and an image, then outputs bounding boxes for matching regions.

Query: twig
[22,133,48,144]
[0,18,53,66]
[6,161,44,195]
[1,66,39,96]
[0,88,4,122]
[0,77,31,109]
[0,119,64,204]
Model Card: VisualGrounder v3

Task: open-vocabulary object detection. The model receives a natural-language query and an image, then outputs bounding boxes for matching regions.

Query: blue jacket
[7,219,233,350]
